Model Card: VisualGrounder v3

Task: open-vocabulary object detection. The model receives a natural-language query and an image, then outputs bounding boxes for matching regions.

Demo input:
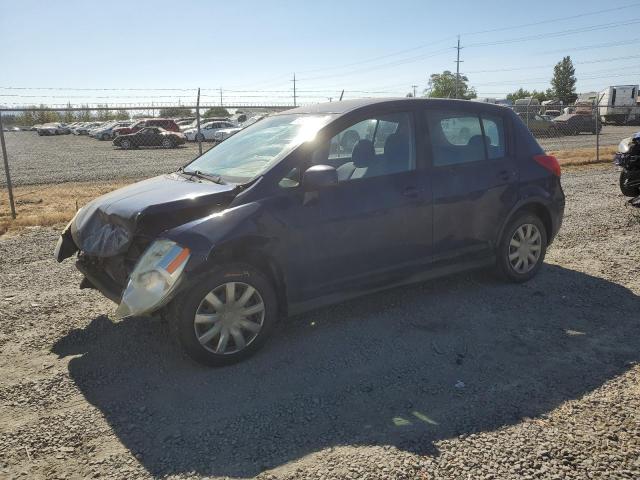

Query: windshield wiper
[177,167,227,185]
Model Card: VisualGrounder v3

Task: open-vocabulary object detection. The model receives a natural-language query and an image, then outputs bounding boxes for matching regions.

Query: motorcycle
[614,132,640,199]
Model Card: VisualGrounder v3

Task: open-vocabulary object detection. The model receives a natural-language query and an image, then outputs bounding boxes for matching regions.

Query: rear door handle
[497,170,513,181]
[403,186,420,198]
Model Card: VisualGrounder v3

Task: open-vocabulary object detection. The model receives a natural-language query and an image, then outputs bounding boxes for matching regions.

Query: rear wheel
[620,170,640,197]
[162,137,174,148]
[195,132,205,142]
[496,213,547,283]
[101,133,110,141]
[170,264,278,366]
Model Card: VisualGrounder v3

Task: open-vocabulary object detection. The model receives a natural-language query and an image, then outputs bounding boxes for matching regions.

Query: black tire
[169,263,278,366]
[120,139,132,150]
[496,212,547,283]
[101,133,110,141]
[620,171,640,197]
[162,137,174,149]
[195,132,205,142]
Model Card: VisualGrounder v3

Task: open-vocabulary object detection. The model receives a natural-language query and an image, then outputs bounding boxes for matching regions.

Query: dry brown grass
[550,145,617,167]
[0,146,619,236]
[0,180,131,237]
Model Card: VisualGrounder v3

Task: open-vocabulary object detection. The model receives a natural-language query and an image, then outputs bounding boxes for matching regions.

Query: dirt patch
[0,180,131,236]
[549,145,617,167]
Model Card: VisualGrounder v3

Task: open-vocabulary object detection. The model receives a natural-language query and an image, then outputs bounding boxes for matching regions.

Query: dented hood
[70,173,237,257]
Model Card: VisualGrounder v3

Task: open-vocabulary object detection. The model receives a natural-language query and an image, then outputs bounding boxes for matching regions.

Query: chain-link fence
[0,101,635,226]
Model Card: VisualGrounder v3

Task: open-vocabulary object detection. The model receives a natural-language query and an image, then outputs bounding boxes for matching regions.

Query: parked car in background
[180,117,229,132]
[113,118,180,137]
[112,126,186,149]
[91,121,133,140]
[184,120,236,141]
[37,123,70,135]
[212,126,242,142]
[73,122,102,135]
[552,113,600,135]
[55,98,564,366]
[517,112,558,137]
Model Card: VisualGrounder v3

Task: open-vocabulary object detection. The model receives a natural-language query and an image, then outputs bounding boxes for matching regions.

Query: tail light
[533,154,561,177]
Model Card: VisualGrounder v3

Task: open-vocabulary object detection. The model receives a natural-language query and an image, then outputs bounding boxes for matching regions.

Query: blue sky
[1,0,639,106]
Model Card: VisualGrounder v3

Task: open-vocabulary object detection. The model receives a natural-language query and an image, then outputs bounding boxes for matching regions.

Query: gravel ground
[0,132,213,187]
[1,164,639,479]
[1,126,639,187]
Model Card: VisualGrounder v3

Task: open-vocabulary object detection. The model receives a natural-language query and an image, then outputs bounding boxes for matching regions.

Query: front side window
[320,112,415,182]
[185,114,335,183]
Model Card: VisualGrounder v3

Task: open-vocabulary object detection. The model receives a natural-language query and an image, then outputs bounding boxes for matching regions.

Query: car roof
[276,97,511,116]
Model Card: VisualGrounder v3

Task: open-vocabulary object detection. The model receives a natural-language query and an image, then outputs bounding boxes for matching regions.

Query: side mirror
[302,165,338,190]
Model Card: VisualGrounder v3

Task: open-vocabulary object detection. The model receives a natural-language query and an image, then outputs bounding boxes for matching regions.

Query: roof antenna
[339,89,344,101]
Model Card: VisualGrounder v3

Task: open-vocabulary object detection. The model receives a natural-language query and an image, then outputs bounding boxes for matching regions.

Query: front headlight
[115,239,190,319]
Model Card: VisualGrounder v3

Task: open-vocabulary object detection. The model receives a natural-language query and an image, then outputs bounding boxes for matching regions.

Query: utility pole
[412,85,418,98]
[292,73,297,107]
[219,87,223,107]
[454,35,463,99]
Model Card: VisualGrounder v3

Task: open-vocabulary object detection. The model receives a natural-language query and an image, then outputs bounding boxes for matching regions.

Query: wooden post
[196,88,202,156]
[0,112,16,219]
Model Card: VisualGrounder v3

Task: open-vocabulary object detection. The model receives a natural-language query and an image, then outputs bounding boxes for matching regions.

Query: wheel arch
[496,198,553,247]
[204,239,289,317]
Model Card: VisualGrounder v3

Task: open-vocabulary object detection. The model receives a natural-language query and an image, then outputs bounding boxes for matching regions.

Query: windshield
[184,114,335,183]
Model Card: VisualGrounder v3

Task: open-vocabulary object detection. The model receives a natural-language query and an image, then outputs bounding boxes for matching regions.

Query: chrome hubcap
[508,223,542,274]
[194,282,265,355]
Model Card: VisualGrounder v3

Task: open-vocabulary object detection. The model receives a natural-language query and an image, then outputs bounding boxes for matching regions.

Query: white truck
[598,85,640,125]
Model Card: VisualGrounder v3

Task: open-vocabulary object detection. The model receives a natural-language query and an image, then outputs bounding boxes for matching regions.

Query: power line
[466,18,640,48]
[465,53,640,74]
[464,2,640,36]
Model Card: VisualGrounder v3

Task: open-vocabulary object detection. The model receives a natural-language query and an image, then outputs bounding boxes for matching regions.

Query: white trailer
[598,85,640,124]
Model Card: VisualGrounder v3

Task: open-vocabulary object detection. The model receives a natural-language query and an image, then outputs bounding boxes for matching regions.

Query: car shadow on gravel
[52,264,640,478]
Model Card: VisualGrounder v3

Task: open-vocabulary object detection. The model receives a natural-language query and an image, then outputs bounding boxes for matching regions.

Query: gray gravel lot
[1,164,639,479]
[1,126,639,187]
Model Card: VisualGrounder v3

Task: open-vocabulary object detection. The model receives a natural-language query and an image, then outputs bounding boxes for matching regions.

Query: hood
[70,174,238,257]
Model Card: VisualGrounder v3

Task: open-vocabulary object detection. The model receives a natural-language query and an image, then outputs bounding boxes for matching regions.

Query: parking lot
[1,125,638,187]
[0,163,639,479]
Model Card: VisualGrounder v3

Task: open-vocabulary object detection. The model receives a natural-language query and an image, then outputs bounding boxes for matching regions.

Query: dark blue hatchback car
[55,98,565,365]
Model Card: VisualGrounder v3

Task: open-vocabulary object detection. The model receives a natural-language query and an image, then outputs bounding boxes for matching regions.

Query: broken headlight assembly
[115,239,190,319]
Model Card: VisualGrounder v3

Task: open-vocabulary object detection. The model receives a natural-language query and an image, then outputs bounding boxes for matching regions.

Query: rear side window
[426,111,484,166]
[426,110,506,166]
[481,115,505,159]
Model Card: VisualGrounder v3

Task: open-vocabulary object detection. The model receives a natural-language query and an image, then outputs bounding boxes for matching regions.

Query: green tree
[159,107,193,118]
[507,88,553,103]
[203,107,230,118]
[426,71,476,99]
[551,56,577,104]
[16,107,37,126]
[76,105,93,122]
[63,102,75,123]
[115,109,130,120]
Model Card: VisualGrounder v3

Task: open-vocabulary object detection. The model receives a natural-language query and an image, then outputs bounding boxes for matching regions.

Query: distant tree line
[424,56,578,104]
[7,104,130,126]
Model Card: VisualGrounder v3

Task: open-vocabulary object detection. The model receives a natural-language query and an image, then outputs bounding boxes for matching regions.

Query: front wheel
[120,139,132,149]
[170,264,278,366]
[161,137,174,148]
[101,133,110,141]
[620,170,640,197]
[496,213,547,283]
[195,133,205,142]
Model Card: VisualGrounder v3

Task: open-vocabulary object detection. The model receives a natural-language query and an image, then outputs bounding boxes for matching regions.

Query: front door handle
[403,186,420,198]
